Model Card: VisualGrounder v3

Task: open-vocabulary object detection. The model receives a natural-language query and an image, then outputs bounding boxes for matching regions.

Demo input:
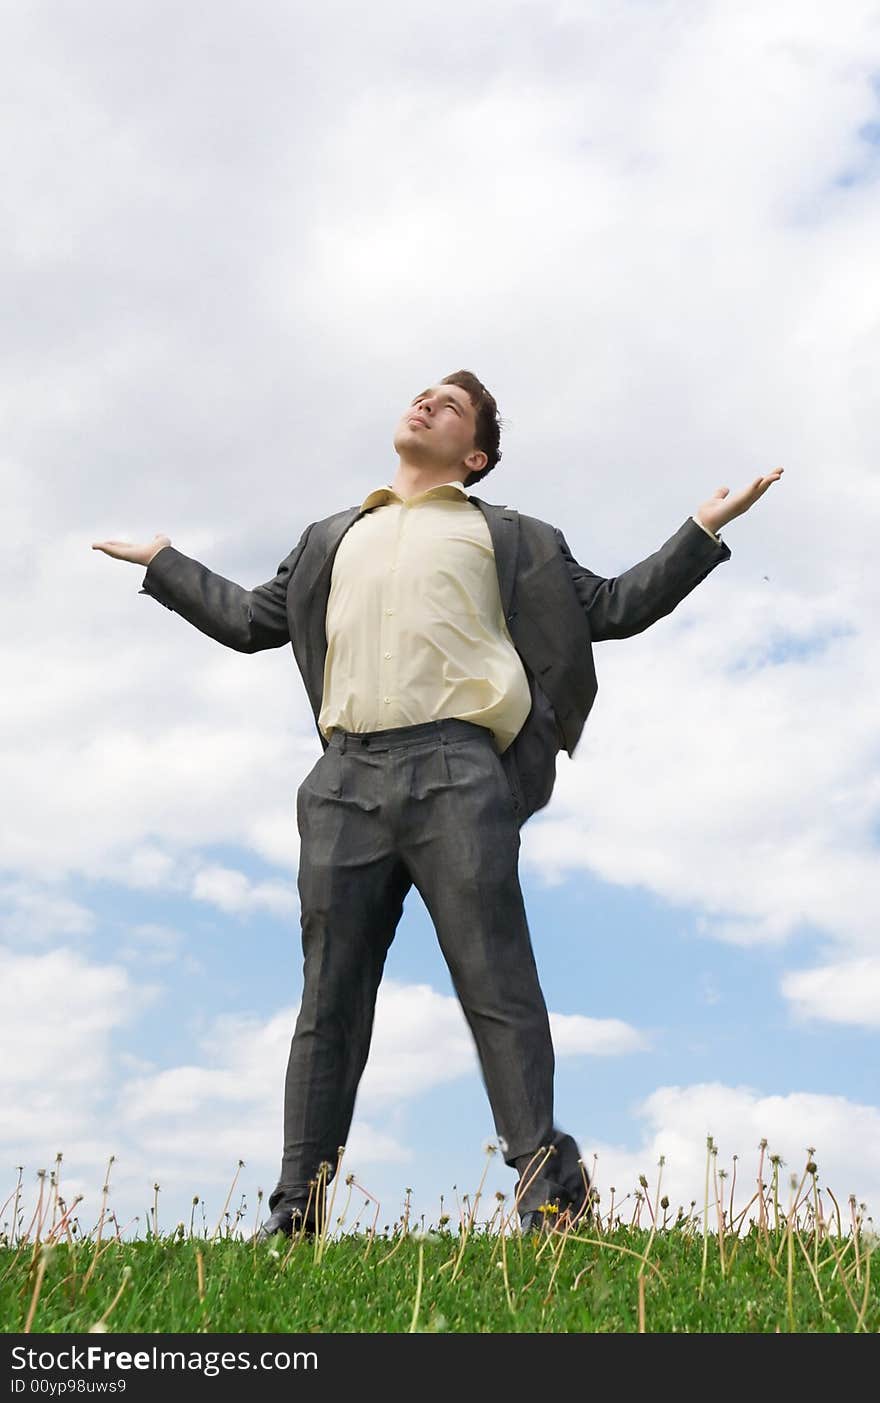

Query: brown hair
[440,370,503,487]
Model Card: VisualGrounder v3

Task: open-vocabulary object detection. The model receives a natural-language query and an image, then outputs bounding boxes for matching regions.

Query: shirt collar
[359,480,472,512]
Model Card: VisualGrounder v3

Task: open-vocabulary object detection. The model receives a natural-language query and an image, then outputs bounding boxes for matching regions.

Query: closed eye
[414,398,461,414]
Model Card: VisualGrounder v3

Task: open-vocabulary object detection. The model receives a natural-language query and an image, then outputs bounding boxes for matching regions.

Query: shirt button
[385,608,394,616]
[384,652,392,659]
[384,696,391,704]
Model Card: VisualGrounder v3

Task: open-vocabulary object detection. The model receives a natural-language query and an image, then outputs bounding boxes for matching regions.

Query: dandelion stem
[408,1241,424,1333]
[849,1196,862,1285]
[24,1248,50,1333]
[211,1162,245,1242]
[698,1137,712,1299]
[95,1268,130,1329]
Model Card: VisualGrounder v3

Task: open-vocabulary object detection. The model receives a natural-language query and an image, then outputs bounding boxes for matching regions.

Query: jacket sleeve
[554,516,731,642]
[138,523,314,653]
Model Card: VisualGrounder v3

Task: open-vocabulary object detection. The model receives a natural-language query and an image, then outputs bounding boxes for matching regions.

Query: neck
[390,460,468,499]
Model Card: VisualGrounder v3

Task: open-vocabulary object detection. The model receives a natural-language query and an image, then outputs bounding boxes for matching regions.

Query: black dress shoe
[519,1209,559,1235]
[520,1200,591,1235]
[253,1206,316,1243]
[519,1210,544,1235]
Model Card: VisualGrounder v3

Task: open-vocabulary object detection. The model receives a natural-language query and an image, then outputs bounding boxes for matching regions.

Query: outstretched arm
[555,468,783,641]
[91,525,314,653]
[554,517,730,641]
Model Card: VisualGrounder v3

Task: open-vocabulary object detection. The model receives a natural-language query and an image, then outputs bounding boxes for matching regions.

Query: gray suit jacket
[139,498,731,824]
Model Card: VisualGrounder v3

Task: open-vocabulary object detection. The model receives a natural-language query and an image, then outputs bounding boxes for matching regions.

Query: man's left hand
[695,467,784,535]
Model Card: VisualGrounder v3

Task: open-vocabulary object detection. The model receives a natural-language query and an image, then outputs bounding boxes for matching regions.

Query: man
[93,370,782,1238]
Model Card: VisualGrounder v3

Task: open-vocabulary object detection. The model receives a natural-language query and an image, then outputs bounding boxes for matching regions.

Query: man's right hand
[91,533,172,565]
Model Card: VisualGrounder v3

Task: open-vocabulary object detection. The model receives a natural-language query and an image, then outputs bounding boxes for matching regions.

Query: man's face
[392,382,487,477]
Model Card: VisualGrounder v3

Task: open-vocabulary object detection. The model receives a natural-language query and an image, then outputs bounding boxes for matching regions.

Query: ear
[465,448,488,473]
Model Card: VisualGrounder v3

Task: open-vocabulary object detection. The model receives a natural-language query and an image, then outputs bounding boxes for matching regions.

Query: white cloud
[110,847,181,892]
[584,1082,880,1219]
[549,1011,648,1056]
[116,922,190,968]
[782,956,880,1028]
[191,864,296,917]
[357,982,477,1103]
[0,946,152,1151]
[0,881,95,943]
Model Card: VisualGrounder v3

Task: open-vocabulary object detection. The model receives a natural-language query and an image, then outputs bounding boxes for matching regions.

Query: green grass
[3,1145,876,1333]
[3,1221,877,1334]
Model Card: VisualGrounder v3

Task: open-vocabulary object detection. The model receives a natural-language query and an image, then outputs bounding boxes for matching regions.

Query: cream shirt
[318,481,533,754]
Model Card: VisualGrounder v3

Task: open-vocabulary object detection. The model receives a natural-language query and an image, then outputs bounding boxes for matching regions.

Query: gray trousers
[268,716,588,1221]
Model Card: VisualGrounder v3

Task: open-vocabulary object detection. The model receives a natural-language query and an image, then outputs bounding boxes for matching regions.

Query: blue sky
[2,0,880,1239]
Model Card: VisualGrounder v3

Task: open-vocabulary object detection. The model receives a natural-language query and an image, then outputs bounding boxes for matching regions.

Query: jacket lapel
[296,505,366,608]
[290,506,366,716]
[468,495,520,621]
